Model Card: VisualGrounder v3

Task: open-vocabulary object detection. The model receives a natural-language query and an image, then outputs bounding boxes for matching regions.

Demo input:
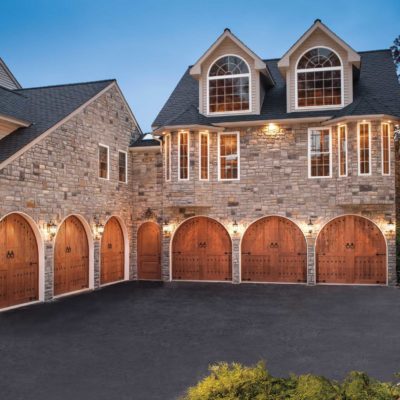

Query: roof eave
[153,124,225,135]
[322,114,400,125]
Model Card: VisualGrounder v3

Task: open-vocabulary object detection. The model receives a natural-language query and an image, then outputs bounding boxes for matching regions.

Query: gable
[0,58,21,90]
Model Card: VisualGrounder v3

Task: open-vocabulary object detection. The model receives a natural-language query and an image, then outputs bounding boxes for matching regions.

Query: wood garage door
[0,214,39,308]
[241,216,307,283]
[101,217,124,285]
[137,222,161,280]
[54,216,89,296]
[316,215,386,284]
[172,217,232,281]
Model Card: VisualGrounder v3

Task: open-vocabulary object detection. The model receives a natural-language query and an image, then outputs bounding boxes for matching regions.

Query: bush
[181,362,400,400]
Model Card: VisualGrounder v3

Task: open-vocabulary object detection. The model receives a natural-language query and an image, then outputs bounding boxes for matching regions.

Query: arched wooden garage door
[137,222,161,280]
[54,216,89,296]
[172,217,232,281]
[241,216,307,283]
[0,214,39,308]
[316,215,386,284]
[101,217,124,285]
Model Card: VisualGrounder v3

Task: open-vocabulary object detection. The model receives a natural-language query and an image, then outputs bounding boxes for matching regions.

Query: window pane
[200,133,209,180]
[179,132,189,179]
[220,134,238,180]
[382,124,390,175]
[118,152,126,182]
[99,145,108,179]
[339,125,347,176]
[165,134,171,181]
[309,129,330,177]
[359,123,370,174]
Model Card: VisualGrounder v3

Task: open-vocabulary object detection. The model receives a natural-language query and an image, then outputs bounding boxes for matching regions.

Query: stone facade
[0,84,140,301]
[141,120,397,285]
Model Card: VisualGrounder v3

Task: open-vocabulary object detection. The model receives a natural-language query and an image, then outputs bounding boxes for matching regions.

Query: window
[308,128,332,178]
[164,133,171,181]
[99,144,109,179]
[381,123,390,175]
[358,122,371,175]
[208,55,250,114]
[118,151,127,183]
[218,132,240,180]
[338,125,347,177]
[199,132,209,180]
[296,47,342,108]
[178,131,189,180]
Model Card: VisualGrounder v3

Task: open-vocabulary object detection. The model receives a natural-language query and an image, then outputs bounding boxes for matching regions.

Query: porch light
[263,123,284,135]
[387,218,395,234]
[163,221,172,237]
[95,222,105,239]
[232,220,238,235]
[47,220,57,240]
[307,218,314,234]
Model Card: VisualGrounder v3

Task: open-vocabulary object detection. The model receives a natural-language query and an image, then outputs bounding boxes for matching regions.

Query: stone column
[162,234,171,281]
[386,235,397,286]
[93,239,101,288]
[44,240,54,301]
[231,236,241,284]
[306,236,316,285]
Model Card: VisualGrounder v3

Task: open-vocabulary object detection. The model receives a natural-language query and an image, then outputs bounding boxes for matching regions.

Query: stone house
[1,19,400,311]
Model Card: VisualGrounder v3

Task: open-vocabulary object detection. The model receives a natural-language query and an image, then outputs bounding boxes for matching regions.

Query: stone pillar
[306,237,316,285]
[162,234,171,281]
[231,236,240,283]
[44,240,54,301]
[93,239,101,288]
[386,235,397,286]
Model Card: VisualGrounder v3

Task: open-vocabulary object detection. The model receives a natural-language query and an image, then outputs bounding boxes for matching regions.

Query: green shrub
[181,362,400,400]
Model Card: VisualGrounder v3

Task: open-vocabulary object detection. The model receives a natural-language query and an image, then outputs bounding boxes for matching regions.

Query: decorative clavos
[47,220,57,240]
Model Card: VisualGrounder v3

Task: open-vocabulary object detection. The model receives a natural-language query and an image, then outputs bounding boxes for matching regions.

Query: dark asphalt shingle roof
[152,50,400,128]
[0,79,115,165]
[130,134,160,148]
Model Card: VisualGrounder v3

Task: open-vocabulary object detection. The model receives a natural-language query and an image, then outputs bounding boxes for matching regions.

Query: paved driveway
[1,282,399,400]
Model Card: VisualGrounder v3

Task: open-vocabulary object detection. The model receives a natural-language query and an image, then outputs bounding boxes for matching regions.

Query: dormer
[277,19,360,113]
[0,113,30,139]
[190,28,274,116]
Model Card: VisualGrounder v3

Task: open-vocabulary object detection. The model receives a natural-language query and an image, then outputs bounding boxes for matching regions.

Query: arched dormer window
[208,55,250,113]
[296,47,342,108]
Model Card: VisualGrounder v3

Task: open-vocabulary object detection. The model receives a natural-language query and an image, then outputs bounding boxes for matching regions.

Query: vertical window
[164,133,171,181]
[381,123,390,176]
[308,128,331,178]
[178,131,189,180]
[199,132,209,180]
[338,125,347,177]
[219,132,240,180]
[358,122,371,175]
[118,151,127,183]
[99,144,109,179]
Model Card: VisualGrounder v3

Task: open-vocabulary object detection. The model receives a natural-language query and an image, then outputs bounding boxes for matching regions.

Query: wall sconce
[95,222,105,239]
[263,123,285,135]
[232,220,238,235]
[307,217,314,235]
[163,221,172,237]
[47,221,57,240]
[387,218,395,234]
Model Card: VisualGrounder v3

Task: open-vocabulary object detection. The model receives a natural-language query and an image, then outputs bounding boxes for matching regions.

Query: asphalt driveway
[0,282,399,400]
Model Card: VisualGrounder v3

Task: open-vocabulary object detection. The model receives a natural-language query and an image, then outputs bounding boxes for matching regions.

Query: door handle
[198,242,207,248]
[6,250,14,258]
[269,242,278,248]
[65,246,71,253]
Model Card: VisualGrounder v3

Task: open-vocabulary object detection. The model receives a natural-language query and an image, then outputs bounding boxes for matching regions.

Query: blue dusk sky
[1,0,399,132]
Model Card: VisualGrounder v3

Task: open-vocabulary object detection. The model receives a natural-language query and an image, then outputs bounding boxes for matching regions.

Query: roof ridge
[16,79,116,91]
[358,49,391,54]
[0,85,27,97]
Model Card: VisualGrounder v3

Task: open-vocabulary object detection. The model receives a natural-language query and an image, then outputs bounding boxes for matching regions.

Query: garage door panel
[204,254,232,281]
[173,254,201,280]
[317,255,347,283]
[241,217,307,283]
[138,222,161,280]
[354,256,386,284]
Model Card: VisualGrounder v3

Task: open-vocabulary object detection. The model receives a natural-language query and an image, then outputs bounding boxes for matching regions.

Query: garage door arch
[316,214,387,284]
[241,215,307,283]
[54,214,93,296]
[0,212,45,309]
[138,221,162,280]
[171,216,232,281]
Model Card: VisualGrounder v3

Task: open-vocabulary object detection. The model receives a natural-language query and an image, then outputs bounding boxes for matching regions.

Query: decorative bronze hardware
[108,243,112,249]
[345,243,355,249]
[6,250,15,258]
[65,246,72,253]
[269,242,279,248]
[198,242,207,248]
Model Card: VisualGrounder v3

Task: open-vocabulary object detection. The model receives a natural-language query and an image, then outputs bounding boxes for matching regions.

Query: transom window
[208,55,250,114]
[308,128,332,178]
[297,47,342,108]
[218,132,240,180]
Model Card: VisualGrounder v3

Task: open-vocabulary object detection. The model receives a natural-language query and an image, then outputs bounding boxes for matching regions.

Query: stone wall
[0,84,140,301]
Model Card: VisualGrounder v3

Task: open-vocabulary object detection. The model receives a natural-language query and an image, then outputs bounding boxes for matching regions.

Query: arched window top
[209,55,249,77]
[297,47,341,70]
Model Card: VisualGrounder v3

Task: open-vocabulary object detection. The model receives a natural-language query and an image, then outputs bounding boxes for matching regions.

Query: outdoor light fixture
[47,220,57,240]
[387,218,395,233]
[95,221,105,239]
[163,221,172,237]
[232,220,238,235]
[307,217,314,234]
[263,123,285,135]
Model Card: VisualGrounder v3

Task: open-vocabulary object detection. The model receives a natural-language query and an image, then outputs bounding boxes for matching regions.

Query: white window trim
[206,53,252,116]
[357,121,372,176]
[178,130,190,181]
[308,127,332,179]
[98,143,110,180]
[338,124,348,177]
[294,46,344,111]
[118,150,128,184]
[164,133,171,182]
[381,122,391,176]
[199,131,210,181]
[218,131,240,181]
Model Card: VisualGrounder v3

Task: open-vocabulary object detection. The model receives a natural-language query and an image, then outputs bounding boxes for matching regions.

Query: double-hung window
[178,131,189,180]
[381,123,390,176]
[99,144,109,179]
[199,132,209,180]
[338,125,347,177]
[118,150,127,183]
[164,134,171,181]
[358,122,371,175]
[308,128,332,178]
[218,132,240,180]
